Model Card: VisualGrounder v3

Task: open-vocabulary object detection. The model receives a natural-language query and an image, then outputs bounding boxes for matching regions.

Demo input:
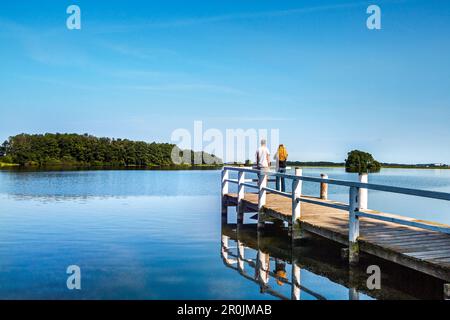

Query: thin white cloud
[122,83,245,95]
[208,116,294,122]
[91,1,374,33]
[98,41,178,60]
[16,75,104,92]
[0,18,91,67]
[108,69,179,79]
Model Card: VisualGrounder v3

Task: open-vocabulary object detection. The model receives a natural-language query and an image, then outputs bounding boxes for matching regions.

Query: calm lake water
[0,167,449,299]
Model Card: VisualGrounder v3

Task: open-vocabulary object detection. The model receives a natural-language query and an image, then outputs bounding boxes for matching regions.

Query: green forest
[0,133,222,168]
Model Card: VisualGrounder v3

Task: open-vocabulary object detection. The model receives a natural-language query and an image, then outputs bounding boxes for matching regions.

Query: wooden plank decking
[224,192,450,282]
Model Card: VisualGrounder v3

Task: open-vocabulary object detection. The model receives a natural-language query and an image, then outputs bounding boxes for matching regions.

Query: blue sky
[0,0,449,163]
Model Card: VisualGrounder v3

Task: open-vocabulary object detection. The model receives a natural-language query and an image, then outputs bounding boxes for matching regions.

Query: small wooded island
[0,133,222,168]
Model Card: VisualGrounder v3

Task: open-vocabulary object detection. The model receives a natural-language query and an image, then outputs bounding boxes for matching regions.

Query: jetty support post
[221,168,229,219]
[237,171,246,224]
[348,186,360,264]
[258,171,267,211]
[320,174,328,200]
[292,168,303,241]
[358,173,368,210]
[257,171,268,229]
[445,283,450,300]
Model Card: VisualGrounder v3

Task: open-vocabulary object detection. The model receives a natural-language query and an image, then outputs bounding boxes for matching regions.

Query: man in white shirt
[255,139,271,170]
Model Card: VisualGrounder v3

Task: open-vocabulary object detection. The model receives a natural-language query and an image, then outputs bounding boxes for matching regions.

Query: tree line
[0,133,222,167]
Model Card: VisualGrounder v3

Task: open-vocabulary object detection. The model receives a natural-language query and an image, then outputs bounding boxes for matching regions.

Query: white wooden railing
[221,166,450,262]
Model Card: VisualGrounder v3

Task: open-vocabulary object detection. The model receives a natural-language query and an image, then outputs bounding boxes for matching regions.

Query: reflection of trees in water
[3,193,129,203]
[221,222,443,300]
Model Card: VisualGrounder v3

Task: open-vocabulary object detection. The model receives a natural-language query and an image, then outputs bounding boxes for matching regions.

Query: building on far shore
[417,163,448,168]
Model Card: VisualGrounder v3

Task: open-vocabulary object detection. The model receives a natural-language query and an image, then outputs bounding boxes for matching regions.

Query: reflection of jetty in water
[221,221,444,300]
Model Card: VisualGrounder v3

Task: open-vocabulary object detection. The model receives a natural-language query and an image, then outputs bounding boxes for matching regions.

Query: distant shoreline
[286,162,450,170]
[1,162,449,171]
[0,162,221,171]
[226,162,450,170]
[296,165,450,170]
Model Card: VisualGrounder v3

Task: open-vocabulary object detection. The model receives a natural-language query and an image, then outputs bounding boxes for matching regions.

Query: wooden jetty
[221,166,450,297]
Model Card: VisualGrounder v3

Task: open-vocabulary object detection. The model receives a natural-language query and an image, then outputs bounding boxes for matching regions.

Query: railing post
[237,171,245,222]
[358,173,368,210]
[221,168,229,217]
[221,168,229,197]
[320,174,328,200]
[257,171,268,230]
[292,168,303,241]
[349,186,360,264]
[258,171,268,211]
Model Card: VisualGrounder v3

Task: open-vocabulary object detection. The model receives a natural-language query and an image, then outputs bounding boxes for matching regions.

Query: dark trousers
[276,167,286,192]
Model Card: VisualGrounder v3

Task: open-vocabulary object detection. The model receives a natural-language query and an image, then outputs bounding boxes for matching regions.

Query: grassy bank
[0,162,19,168]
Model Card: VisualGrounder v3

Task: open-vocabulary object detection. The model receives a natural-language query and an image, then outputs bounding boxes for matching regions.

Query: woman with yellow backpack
[274,144,288,192]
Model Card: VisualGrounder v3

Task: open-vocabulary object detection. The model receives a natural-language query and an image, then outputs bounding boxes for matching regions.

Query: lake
[0,167,449,299]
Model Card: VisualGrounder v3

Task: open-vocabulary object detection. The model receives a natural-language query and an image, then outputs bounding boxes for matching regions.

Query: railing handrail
[222,166,450,202]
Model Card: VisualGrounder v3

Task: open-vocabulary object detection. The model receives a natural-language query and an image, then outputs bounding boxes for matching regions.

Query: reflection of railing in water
[221,233,307,300]
[221,221,449,300]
